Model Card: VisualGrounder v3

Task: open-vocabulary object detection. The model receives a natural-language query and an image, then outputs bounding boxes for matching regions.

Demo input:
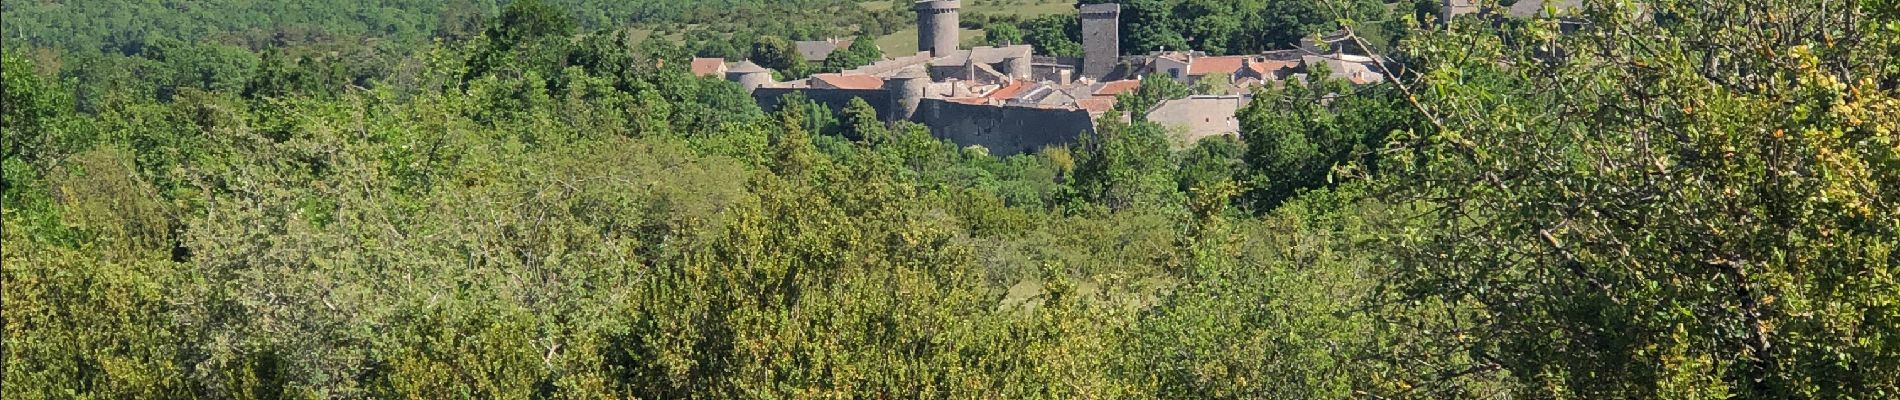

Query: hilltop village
[691,1,1387,155]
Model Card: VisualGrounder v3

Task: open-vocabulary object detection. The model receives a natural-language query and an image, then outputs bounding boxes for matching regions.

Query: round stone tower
[915,0,961,57]
[726,61,772,93]
[1002,53,1031,81]
[885,65,930,122]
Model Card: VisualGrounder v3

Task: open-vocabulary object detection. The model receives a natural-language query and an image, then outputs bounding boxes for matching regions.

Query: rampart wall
[917,99,1097,156]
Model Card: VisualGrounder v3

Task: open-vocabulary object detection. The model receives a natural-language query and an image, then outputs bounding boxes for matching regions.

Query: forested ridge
[3,0,1898,398]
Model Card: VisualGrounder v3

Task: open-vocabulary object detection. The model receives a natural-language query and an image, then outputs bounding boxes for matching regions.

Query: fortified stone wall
[753,88,894,120]
[917,99,1097,156]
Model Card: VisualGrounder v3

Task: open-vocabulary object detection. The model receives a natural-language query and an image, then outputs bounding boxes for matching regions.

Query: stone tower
[1002,53,1031,81]
[885,65,930,122]
[1079,3,1121,80]
[916,0,961,57]
[726,61,772,93]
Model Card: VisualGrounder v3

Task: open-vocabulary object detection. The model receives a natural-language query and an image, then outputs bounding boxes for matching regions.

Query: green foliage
[1239,75,1413,211]
[1116,74,1190,121]
[1064,0,1392,55]
[2,52,84,180]
[1072,119,1183,212]
[4,1,1898,399]
[821,35,885,73]
[984,23,1025,46]
[1377,0,1900,397]
[1019,14,1083,58]
[486,0,577,46]
[1176,134,1243,193]
[749,36,809,77]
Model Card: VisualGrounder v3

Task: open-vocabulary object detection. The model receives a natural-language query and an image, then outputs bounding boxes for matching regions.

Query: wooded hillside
[3,0,1896,398]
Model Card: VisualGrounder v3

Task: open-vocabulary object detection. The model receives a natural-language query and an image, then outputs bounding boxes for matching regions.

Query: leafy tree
[1239,71,1411,211]
[1376,0,1900,397]
[1072,118,1181,212]
[1019,14,1082,58]
[1118,0,1190,54]
[2,52,83,182]
[840,97,887,142]
[1175,134,1241,194]
[820,35,882,73]
[486,0,576,46]
[1175,0,1243,54]
[984,23,1025,46]
[749,35,807,76]
[1116,74,1189,121]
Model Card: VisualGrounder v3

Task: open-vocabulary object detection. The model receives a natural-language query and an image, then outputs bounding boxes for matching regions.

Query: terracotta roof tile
[1187,56,1250,76]
[691,58,727,77]
[1092,80,1141,97]
[1075,98,1117,114]
[987,81,1030,100]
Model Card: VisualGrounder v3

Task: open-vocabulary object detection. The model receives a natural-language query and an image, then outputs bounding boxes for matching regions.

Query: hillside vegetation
[3,0,1898,398]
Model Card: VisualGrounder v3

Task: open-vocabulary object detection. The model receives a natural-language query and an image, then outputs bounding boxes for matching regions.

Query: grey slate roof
[795,39,853,62]
[929,45,1032,67]
[727,61,769,74]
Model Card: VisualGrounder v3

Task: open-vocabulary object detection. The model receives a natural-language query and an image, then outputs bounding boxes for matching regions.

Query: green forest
[3,0,1898,398]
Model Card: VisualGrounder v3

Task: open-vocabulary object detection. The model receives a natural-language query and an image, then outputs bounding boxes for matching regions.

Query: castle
[690,1,1389,156]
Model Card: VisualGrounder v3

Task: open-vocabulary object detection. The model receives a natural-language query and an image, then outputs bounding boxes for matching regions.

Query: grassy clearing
[875,27,987,55]
[965,0,1074,17]
[626,29,655,44]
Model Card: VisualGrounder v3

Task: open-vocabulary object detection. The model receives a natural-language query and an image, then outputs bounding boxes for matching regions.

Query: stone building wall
[917,99,1097,156]
[749,89,1102,157]
[916,0,962,57]
[1080,4,1122,80]
[1147,96,1251,143]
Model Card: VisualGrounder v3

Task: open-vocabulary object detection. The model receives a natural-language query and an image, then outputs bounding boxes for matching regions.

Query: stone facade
[886,66,931,122]
[726,61,773,93]
[1079,3,1122,81]
[917,98,1097,156]
[916,0,961,57]
[1147,96,1251,142]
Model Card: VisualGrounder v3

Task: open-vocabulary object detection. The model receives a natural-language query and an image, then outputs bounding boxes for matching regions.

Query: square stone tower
[1079,3,1121,80]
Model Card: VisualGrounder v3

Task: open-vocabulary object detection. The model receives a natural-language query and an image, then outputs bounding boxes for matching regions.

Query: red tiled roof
[811,73,886,90]
[1075,98,1117,113]
[1093,80,1141,97]
[1251,60,1298,76]
[987,81,1029,100]
[1188,56,1251,76]
[691,58,727,77]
